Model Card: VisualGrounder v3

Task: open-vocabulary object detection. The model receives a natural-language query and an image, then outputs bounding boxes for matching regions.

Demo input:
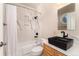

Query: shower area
[4,3,42,56]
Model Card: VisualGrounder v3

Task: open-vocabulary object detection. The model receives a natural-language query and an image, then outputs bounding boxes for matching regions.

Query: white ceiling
[20,3,70,9]
[51,3,70,9]
[21,3,42,9]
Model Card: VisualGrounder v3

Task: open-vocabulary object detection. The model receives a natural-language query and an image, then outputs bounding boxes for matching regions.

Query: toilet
[31,46,43,56]
[24,39,43,56]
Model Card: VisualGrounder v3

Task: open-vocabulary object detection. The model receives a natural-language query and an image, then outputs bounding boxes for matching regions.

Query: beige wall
[39,3,69,38]
[39,3,79,39]
[39,4,58,38]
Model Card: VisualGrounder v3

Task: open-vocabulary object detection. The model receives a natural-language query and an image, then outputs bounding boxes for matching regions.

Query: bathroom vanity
[42,38,79,56]
[42,43,65,56]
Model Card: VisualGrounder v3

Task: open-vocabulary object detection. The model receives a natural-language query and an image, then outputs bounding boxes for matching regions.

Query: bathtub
[17,39,43,56]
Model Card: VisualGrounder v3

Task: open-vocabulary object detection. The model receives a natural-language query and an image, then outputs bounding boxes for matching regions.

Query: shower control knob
[0,41,6,47]
[3,23,7,26]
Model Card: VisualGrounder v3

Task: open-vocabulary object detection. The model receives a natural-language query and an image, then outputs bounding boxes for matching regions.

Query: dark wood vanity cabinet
[42,44,65,56]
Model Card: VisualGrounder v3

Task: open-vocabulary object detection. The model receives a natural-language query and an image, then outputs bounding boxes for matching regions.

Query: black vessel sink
[48,36,73,50]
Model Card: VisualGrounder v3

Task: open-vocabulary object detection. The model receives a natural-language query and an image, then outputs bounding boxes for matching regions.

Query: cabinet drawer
[44,48,54,56]
[43,44,65,56]
[42,49,52,56]
[54,50,65,56]
[44,44,54,52]
[43,44,55,56]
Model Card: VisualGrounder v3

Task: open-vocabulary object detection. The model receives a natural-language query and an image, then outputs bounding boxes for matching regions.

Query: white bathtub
[17,39,43,56]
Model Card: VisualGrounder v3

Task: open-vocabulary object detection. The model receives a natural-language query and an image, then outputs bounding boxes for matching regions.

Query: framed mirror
[58,3,75,30]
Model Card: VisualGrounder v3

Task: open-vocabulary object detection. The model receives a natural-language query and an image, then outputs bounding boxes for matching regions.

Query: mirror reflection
[58,3,75,30]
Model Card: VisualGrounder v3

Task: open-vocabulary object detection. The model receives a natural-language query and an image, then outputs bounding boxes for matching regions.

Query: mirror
[58,3,75,30]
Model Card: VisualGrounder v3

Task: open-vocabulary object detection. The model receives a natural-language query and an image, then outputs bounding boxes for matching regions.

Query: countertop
[42,38,79,56]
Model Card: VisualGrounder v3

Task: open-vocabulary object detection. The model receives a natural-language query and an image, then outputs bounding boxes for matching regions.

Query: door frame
[3,3,7,56]
[3,3,17,56]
